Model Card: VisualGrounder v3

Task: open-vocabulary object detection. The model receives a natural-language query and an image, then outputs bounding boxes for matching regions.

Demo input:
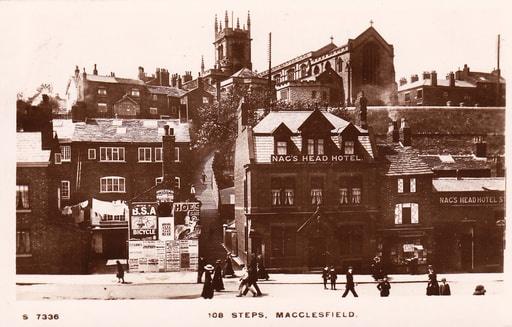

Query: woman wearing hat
[426,265,440,296]
[223,253,235,278]
[201,264,215,299]
[212,259,225,291]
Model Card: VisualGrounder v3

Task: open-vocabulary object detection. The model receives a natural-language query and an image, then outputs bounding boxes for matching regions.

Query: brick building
[66,65,214,122]
[16,130,90,274]
[397,65,506,106]
[432,178,505,273]
[234,106,380,271]
[52,118,192,260]
[259,26,398,106]
[377,125,435,273]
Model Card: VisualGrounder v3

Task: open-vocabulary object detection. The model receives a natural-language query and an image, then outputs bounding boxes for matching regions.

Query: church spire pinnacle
[224,10,229,28]
[201,55,205,74]
[236,17,240,29]
[247,10,251,31]
[215,14,218,33]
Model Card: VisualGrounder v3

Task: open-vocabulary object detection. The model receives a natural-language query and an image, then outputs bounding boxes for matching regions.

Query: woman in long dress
[223,253,235,278]
[201,264,214,299]
[426,265,439,296]
[212,260,225,291]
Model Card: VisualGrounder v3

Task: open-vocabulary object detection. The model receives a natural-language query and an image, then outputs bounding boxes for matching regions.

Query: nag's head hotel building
[234,104,380,271]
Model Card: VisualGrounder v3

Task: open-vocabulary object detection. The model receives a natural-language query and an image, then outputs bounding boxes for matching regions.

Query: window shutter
[411,203,419,224]
[394,204,402,224]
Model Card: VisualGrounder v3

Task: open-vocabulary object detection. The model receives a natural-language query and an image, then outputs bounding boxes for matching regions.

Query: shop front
[433,178,505,272]
[252,211,375,272]
[377,227,434,274]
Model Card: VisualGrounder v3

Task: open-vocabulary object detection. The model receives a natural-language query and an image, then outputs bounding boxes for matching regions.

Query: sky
[0,0,509,98]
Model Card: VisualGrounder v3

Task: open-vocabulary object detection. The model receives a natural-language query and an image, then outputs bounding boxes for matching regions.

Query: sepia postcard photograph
[1,0,510,326]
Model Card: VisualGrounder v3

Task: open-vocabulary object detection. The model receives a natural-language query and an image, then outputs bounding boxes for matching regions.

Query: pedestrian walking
[116,260,125,283]
[377,277,391,297]
[212,259,225,291]
[197,256,205,283]
[243,254,262,297]
[322,266,329,290]
[342,266,359,297]
[201,170,207,184]
[257,254,269,281]
[426,265,440,296]
[473,285,486,295]
[236,264,256,297]
[201,264,215,299]
[439,278,451,296]
[223,253,236,278]
[329,266,337,290]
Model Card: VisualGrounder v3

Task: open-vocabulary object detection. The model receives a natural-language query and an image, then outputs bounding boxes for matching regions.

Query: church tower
[214,11,252,75]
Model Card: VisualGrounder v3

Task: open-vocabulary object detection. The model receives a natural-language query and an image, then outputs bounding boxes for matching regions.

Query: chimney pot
[430,71,437,86]
[164,124,169,135]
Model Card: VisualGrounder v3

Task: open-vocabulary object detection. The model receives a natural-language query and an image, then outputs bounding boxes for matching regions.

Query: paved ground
[16,272,504,300]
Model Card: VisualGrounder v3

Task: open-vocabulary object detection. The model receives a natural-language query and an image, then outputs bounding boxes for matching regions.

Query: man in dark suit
[342,266,358,297]
[197,256,205,283]
[243,253,263,296]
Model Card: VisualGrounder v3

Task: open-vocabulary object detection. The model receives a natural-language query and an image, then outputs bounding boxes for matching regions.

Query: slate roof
[53,119,77,142]
[147,85,186,97]
[72,119,190,143]
[464,72,505,84]
[231,68,260,78]
[381,144,432,176]
[16,132,51,164]
[86,74,145,85]
[253,110,365,134]
[433,177,505,192]
[420,155,492,171]
[398,79,475,92]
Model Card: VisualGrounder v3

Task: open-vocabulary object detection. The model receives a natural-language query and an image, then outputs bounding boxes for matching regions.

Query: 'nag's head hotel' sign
[271,154,363,163]
[438,194,504,206]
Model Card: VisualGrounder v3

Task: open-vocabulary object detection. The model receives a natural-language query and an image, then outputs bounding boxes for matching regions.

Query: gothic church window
[362,43,378,84]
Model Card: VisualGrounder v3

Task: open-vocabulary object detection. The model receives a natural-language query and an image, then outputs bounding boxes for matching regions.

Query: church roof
[85,74,145,85]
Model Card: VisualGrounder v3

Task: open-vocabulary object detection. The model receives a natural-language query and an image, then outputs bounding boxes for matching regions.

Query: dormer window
[306,139,324,155]
[276,141,287,155]
[131,88,140,97]
[344,141,355,155]
[317,139,324,155]
[97,88,107,96]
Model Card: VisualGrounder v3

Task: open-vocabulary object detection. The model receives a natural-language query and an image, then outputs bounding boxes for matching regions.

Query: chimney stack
[410,74,419,83]
[177,76,182,89]
[474,136,487,158]
[399,118,411,146]
[171,74,177,87]
[448,72,455,87]
[238,97,249,133]
[356,91,368,129]
[138,66,145,80]
[387,120,400,143]
[399,77,407,86]
[430,71,437,86]
[93,64,98,75]
[422,71,430,80]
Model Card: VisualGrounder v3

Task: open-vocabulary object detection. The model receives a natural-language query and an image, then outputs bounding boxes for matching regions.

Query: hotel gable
[233,102,505,273]
[234,102,380,271]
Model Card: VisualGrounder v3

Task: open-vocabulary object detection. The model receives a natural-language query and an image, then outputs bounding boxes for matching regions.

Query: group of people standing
[199,252,269,299]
